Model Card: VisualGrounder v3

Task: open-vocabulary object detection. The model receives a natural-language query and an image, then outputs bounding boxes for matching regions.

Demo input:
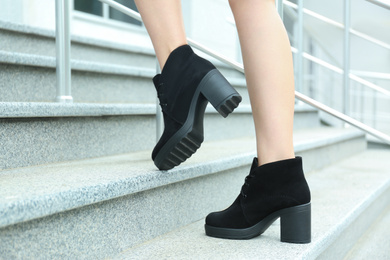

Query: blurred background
[1,0,389,140]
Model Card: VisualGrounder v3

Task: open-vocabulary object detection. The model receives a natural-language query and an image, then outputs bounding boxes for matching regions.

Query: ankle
[257,152,295,166]
[158,42,188,70]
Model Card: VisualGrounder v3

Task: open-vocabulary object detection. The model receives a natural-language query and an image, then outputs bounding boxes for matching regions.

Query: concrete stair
[1,20,389,260]
[114,149,390,260]
[344,203,390,260]
[0,127,369,259]
[0,102,318,170]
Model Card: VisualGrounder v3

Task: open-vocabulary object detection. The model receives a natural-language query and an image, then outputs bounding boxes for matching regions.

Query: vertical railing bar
[296,0,304,96]
[55,0,73,103]
[373,88,377,128]
[155,60,162,142]
[360,83,364,122]
[343,0,351,116]
[103,3,110,19]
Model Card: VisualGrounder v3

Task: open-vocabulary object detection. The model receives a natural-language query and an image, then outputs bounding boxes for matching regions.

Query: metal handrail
[366,0,390,10]
[96,0,390,145]
[290,48,390,97]
[284,0,390,51]
[284,0,390,99]
[351,71,390,80]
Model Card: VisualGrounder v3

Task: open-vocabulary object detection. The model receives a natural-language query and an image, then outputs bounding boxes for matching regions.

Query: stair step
[0,102,318,170]
[0,127,366,259]
[114,149,390,260]
[0,50,157,103]
[0,20,156,68]
[0,50,248,104]
[0,103,156,170]
[344,204,390,260]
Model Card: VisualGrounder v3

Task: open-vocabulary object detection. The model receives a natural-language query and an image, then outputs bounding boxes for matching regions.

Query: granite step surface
[0,20,156,68]
[113,149,390,260]
[0,102,318,170]
[0,127,366,259]
[0,50,156,103]
[0,50,249,103]
[343,203,390,260]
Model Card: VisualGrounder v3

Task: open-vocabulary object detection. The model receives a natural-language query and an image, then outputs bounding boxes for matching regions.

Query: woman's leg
[229,0,295,166]
[134,0,187,69]
[204,0,311,243]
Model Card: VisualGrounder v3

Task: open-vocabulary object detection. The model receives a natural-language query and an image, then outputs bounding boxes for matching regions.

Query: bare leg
[134,0,242,170]
[134,0,187,69]
[205,2,310,242]
[229,0,295,166]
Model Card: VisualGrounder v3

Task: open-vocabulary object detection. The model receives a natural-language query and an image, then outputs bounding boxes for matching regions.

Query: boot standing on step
[204,0,312,243]
[205,157,311,243]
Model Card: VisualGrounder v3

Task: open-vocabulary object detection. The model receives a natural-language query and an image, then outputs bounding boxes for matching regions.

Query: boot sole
[154,69,242,170]
[205,203,311,243]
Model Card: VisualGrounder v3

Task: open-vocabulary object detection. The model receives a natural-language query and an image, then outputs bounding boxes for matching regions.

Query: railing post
[343,0,351,116]
[296,0,304,95]
[55,0,73,103]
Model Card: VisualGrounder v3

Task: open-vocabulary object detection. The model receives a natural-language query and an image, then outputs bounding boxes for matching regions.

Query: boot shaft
[241,157,311,224]
[153,45,215,124]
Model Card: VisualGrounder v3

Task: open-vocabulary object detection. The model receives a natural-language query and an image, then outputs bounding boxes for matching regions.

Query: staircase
[1,21,390,260]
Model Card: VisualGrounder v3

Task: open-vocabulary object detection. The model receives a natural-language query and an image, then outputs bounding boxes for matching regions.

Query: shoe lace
[240,173,255,198]
[157,83,168,108]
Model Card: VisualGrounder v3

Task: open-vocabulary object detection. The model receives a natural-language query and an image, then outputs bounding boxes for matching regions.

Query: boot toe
[205,197,251,229]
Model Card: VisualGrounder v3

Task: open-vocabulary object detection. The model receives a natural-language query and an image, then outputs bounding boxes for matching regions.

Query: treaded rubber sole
[205,203,311,243]
[216,95,242,118]
[155,129,203,170]
[154,69,241,170]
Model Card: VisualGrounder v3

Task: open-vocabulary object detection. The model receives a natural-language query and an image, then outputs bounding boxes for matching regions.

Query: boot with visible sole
[205,157,311,243]
[152,45,242,170]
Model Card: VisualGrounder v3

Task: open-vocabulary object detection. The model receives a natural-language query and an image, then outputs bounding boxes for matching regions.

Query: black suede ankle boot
[205,157,311,243]
[152,45,242,170]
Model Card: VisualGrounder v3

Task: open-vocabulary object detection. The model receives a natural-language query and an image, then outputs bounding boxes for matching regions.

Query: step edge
[0,102,156,118]
[0,50,156,77]
[0,102,251,118]
[0,102,316,118]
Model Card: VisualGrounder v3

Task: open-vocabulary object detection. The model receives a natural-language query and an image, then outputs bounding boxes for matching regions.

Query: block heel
[200,69,242,118]
[280,203,311,244]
